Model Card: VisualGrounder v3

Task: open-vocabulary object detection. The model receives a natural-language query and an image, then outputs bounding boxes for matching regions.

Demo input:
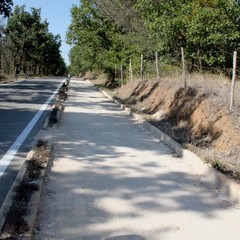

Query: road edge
[0,144,53,240]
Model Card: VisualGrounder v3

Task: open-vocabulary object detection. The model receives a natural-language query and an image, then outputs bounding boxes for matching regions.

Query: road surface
[0,77,63,207]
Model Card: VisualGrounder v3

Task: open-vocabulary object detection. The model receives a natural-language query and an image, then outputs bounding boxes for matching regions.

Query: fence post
[181,47,187,87]
[230,50,237,111]
[129,59,133,81]
[141,54,144,81]
[197,49,203,72]
[155,51,160,82]
[114,65,117,81]
[121,64,123,87]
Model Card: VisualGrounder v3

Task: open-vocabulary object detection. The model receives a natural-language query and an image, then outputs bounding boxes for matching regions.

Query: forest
[67,0,240,80]
[0,1,66,80]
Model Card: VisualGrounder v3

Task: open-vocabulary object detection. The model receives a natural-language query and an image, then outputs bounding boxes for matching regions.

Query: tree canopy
[67,0,150,78]
[68,0,240,78]
[0,0,13,18]
[0,5,66,78]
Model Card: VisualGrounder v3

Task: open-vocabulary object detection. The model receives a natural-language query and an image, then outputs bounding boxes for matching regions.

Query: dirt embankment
[114,79,240,181]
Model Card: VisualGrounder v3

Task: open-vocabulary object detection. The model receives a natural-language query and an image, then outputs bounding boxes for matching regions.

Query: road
[0,77,63,207]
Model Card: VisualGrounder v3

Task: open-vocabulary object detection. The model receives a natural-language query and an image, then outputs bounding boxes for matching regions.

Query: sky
[12,0,80,65]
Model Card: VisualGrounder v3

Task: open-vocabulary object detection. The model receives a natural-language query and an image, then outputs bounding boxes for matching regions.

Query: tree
[185,0,240,69]
[0,0,13,18]
[67,0,150,80]
[68,0,240,76]
[136,0,240,70]
[4,5,66,76]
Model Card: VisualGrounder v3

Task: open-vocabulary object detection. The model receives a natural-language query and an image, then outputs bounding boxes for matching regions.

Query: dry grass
[144,72,240,132]
[112,72,240,182]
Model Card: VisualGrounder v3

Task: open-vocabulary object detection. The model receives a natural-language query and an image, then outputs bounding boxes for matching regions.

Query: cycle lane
[34,78,240,240]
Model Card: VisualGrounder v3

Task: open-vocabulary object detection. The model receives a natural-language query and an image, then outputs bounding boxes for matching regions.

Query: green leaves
[68,0,240,76]
[4,5,66,75]
[136,0,240,69]
[67,0,151,78]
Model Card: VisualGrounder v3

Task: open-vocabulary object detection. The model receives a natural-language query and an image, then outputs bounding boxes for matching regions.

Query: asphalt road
[0,77,63,207]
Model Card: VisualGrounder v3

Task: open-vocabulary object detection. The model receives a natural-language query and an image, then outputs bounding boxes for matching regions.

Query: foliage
[0,0,13,18]
[67,0,151,79]
[68,0,240,78]
[136,0,240,70]
[0,5,66,78]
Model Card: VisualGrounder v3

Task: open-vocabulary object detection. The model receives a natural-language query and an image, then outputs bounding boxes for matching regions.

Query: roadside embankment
[114,79,240,182]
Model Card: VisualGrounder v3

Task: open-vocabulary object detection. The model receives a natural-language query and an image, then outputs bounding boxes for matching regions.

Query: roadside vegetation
[66,0,240,181]
[0,2,66,81]
[67,0,240,80]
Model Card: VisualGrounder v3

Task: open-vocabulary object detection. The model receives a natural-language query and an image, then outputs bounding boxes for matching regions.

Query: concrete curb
[0,145,53,239]
[43,104,64,130]
[0,158,27,232]
[43,78,68,130]
[24,145,53,240]
[90,81,240,206]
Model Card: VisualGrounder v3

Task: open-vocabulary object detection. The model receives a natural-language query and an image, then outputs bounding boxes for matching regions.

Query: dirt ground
[90,72,240,182]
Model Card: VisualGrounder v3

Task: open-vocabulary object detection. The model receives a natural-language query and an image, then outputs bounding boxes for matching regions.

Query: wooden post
[181,47,187,87]
[129,59,133,81]
[140,54,143,81]
[230,51,237,111]
[114,65,117,81]
[121,64,123,87]
[155,51,160,82]
[197,49,203,72]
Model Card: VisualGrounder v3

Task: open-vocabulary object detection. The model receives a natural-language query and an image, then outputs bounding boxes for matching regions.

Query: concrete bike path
[34,78,240,240]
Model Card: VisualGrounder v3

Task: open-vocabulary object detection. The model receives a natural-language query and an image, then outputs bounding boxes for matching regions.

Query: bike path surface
[34,78,240,240]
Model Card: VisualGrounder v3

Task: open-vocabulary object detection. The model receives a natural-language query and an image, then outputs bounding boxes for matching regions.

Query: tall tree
[5,5,66,76]
[136,0,240,69]
[67,0,150,79]
[68,0,240,76]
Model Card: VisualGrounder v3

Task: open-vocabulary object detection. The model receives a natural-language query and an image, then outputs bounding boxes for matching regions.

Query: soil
[90,73,240,182]
[0,140,50,239]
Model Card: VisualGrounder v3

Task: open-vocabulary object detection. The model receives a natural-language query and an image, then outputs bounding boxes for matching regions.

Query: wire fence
[114,48,240,112]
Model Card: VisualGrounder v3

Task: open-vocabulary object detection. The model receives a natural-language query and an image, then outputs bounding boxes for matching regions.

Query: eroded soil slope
[115,79,240,181]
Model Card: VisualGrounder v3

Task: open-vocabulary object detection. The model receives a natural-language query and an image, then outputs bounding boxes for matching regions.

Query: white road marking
[0,81,63,177]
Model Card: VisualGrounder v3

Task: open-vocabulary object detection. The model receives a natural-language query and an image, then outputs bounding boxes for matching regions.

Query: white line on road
[0,81,63,178]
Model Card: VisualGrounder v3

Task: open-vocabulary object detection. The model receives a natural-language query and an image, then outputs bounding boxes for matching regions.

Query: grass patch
[212,160,227,173]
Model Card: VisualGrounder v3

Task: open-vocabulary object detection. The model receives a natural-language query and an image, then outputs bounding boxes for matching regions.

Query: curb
[42,78,68,130]
[91,81,240,206]
[0,145,53,239]
[0,158,27,233]
[43,103,64,130]
[24,145,53,240]
[0,78,70,239]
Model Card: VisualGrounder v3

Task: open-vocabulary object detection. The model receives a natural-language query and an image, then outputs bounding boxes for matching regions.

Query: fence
[114,48,240,112]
